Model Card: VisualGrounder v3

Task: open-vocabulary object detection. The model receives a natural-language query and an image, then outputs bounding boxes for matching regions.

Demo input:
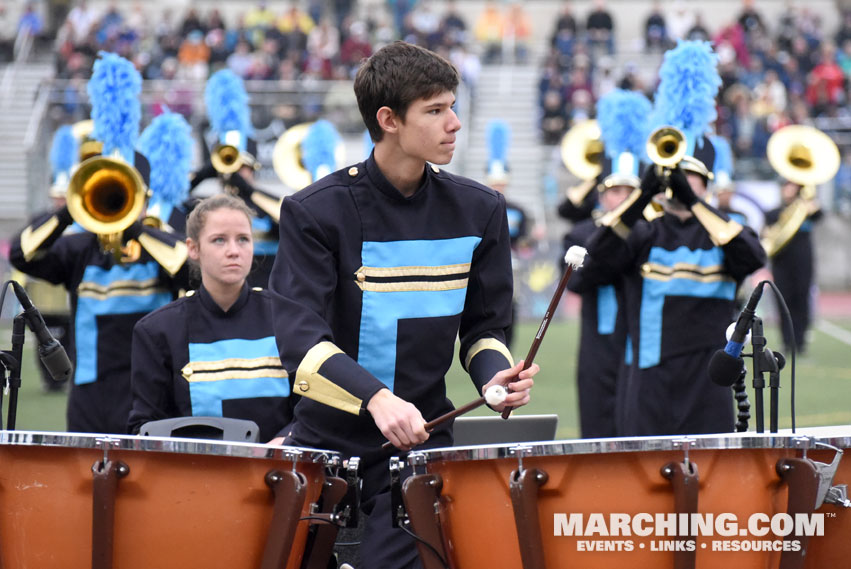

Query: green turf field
[3,315,850,438]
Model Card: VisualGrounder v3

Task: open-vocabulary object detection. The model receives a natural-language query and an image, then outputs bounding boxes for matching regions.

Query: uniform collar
[364,151,431,202]
[197,281,251,316]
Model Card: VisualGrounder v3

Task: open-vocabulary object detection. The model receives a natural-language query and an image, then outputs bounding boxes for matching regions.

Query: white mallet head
[564,245,587,268]
[485,384,508,407]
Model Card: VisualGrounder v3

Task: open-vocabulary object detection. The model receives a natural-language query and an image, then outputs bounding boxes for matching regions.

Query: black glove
[668,167,698,207]
[189,162,217,191]
[56,204,73,227]
[639,165,664,197]
[123,221,144,241]
[226,170,256,204]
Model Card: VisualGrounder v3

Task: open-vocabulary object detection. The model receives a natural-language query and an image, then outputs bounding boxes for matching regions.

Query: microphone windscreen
[39,341,73,383]
[708,350,744,387]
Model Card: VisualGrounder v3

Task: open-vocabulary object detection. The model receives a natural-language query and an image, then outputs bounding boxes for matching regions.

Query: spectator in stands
[550,1,578,65]
[836,10,851,47]
[667,0,694,42]
[409,2,441,49]
[475,1,504,64]
[737,0,766,40]
[245,1,276,48]
[226,39,254,78]
[440,0,467,48]
[0,2,16,62]
[806,42,845,115]
[644,0,668,52]
[18,2,44,43]
[178,29,210,80]
[504,2,532,64]
[180,8,205,36]
[340,20,372,77]
[585,0,615,55]
[66,0,97,46]
[686,12,711,42]
[304,17,340,79]
[540,88,568,145]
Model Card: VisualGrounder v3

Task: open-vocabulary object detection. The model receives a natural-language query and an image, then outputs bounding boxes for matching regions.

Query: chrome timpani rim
[0,430,340,464]
[407,425,851,465]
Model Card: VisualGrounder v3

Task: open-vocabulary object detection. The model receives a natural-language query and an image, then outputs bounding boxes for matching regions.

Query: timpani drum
[402,427,851,569]
[0,430,343,569]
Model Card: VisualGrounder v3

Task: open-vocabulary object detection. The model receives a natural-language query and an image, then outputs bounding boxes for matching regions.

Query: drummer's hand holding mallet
[374,360,538,451]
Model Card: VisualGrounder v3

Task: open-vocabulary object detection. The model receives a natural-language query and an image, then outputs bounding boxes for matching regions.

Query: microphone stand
[0,313,25,431]
[749,316,766,434]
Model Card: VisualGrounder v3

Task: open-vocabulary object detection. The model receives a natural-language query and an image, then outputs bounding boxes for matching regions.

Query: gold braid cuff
[294,341,363,416]
[465,337,514,371]
[691,202,743,246]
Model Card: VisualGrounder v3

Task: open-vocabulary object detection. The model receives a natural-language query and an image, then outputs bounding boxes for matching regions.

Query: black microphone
[11,282,73,383]
[708,282,766,386]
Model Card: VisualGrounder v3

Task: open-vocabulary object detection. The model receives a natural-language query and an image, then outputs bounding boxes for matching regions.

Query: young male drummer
[269,41,538,569]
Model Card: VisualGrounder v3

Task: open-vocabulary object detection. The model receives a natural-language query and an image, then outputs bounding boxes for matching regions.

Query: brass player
[574,42,765,436]
[564,88,652,438]
[9,53,188,434]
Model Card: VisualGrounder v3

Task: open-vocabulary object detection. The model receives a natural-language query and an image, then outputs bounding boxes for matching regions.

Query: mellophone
[398,427,851,569]
[0,430,358,569]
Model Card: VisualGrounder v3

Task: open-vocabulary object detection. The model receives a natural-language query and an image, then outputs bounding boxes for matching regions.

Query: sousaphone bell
[762,125,839,256]
[272,122,346,191]
[559,119,604,205]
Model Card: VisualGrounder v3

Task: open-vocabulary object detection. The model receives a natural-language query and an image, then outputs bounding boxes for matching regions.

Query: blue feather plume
[301,120,341,182]
[486,120,511,164]
[49,125,78,179]
[138,111,193,207]
[86,52,141,162]
[650,40,721,149]
[204,69,253,140]
[596,89,652,160]
[710,134,733,177]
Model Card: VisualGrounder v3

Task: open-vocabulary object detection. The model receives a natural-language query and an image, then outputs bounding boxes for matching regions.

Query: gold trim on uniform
[19,216,61,261]
[353,263,471,292]
[691,202,743,246]
[295,341,363,415]
[464,337,514,371]
[250,191,283,223]
[641,262,734,284]
[77,277,166,300]
[137,233,188,276]
[181,356,288,382]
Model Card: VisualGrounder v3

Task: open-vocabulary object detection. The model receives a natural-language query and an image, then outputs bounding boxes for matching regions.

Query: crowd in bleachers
[538,0,851,163]
[50,0,481,86]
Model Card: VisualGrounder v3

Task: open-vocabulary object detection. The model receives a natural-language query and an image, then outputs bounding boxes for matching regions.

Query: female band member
[128,194,292,441]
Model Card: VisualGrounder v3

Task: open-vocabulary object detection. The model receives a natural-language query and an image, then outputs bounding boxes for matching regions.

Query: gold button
[348,166,359,177]
[356,272,366,282]
[185,290,196,297]
[297,380,309,392]
[430,165,439,173]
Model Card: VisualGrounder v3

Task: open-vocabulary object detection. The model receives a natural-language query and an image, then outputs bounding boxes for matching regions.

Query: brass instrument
[646,126,687,169]
[72,120,103,162]
[67,154,148,260]
[559,120,604,206]
[272,122,345,191]
[211,130,258,175]
[762,125,839,257]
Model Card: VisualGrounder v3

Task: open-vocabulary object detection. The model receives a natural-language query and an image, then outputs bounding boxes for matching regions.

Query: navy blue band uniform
[564,217,626,438]
[10,208,188,434]
[128,283,293,442]
[270,153,515,466]
[764,205,821,353]
[578,199,766,436]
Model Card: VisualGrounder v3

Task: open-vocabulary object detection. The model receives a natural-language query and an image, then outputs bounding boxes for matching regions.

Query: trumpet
[67,154,148,260]
[211,130,258,175]
[646,126,687,169]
